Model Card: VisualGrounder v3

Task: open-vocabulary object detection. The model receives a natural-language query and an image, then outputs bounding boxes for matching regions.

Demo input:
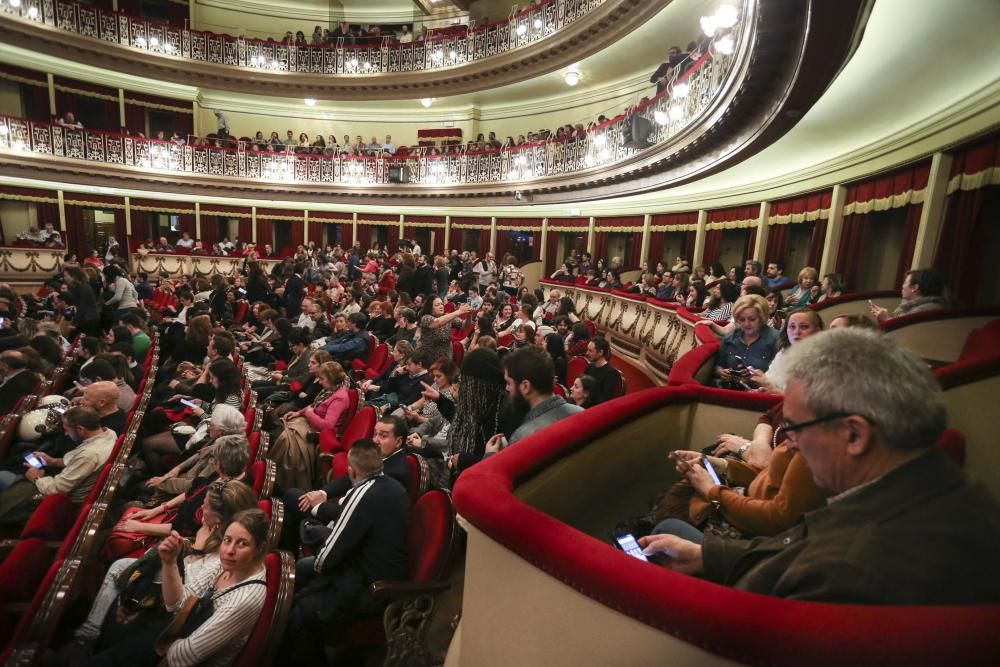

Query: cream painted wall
[0,80,22,118]
[0,201,38,239]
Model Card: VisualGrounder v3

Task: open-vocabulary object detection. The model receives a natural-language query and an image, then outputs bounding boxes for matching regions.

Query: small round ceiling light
[653,110,668,126]
[700,15,718,37]
[516,23,527,36]
[9,0,22,8]
[672,82,689,98]
[421,98,434,108]
[304,98,316,107]
[669,105,684,121]
[533,18,543,30]
[27,5,38,18]
[564,70,581,87]
[714,35,735,54]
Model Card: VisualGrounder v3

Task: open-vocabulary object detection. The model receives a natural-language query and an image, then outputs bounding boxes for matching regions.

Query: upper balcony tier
[0,0,865,205]
[0,0,671,99]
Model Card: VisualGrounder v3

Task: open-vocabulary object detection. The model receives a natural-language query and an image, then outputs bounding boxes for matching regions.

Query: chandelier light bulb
[516,24,527,36]
[0,125,8,135]
[10,0,22,8]
[149,36,159,47]
[700,15,718,37]
[533,18,543,30]
[421,98,434,108]
[164,43,174,53]
[449,49,457,59]
[27,5,38,18]
[672,82,690,98]
[136,36,146,47]
[715,35,735,54]
[564,71,580,86]
[669,105,684,121]
[363,61,371,70]
[349,57,358,68]
[653,110,668,126]
[304,98,316,106]
[715,4,738,29]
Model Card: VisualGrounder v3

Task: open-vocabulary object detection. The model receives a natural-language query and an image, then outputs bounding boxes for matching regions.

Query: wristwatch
[737,442,752,459]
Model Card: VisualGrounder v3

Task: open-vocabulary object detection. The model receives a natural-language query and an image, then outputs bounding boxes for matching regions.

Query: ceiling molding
[0,0,670,100]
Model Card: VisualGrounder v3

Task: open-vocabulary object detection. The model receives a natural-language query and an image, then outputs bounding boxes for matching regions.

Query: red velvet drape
[36,202,60,229]
[495,230,513,258]
[256,218,274,248]
[290,220,305,247]
[63,205,85,259]
[131,210,150,247]
[478,230,491,258]
[646,231,665,267]
[836,213,869,291]
[628,232,643,268]
[200,216,220,246]
[113,208,127,242]
[807,219,828,269]
[308,221,325,246]
[747,227,758,260]
[356,224,373,250]
[765,224,789,265]
[592,232,609,266]
[340,224,353,248]
[685,231,696,260]
[238,218,253,244]
[448,228,463,252]
[934,187,992,305]
[703,230,723,265]
[123,103,146,135]
[19,83,50,121]
[179,213,195,237]
[894,204,923,288]
[387,225,401,251]
[545,230,559,274]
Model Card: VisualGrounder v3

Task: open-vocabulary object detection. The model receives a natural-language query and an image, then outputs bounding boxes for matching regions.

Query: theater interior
[0,0,998,664]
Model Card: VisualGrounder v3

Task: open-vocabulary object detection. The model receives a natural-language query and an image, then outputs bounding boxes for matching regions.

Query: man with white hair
[641,328,1000,604]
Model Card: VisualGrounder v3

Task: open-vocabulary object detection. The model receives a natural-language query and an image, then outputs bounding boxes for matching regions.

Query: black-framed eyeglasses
[777,412,855,442]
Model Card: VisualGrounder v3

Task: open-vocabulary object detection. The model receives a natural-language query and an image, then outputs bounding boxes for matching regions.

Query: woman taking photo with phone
[713,295,779,390]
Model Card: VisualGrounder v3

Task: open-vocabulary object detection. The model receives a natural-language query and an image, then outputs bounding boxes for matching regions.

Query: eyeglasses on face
[777,412,859,441]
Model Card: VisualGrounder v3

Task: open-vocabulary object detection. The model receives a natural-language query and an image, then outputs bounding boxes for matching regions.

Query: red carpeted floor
[612,355,657,393]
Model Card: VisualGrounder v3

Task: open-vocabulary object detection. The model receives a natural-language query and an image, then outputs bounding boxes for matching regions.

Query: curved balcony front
[0,0,669,99]
[0,0,865,205]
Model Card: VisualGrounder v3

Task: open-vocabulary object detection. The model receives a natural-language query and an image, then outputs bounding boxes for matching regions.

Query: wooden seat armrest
[369,579,450,602]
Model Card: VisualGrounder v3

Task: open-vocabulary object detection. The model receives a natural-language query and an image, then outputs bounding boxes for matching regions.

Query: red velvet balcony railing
[0,0,602,75]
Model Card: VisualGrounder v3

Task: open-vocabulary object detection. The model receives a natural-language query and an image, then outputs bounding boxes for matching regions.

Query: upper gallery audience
[870,267,949,321]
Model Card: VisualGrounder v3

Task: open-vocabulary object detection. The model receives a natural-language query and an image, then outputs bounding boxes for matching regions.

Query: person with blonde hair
[784,266,819,308]
[713,294,778,389]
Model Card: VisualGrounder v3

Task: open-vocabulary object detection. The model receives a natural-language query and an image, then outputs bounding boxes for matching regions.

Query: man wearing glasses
[641,328,1000,604]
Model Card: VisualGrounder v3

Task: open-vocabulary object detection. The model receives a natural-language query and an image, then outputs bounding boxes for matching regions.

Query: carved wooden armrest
[369,579,450,602]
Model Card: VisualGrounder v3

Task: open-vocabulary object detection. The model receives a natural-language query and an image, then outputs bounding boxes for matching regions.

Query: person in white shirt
[382,134,397,154]
[397,25,413,43]
[175,232,194,249]
[57,112,83,129]
[213,110,230,141]
[219,237,234,252]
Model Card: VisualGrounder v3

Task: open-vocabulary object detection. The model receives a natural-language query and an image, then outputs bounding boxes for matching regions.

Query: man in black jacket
[0,351,40,413]
[284,417,411,534]
[283,439,410,663]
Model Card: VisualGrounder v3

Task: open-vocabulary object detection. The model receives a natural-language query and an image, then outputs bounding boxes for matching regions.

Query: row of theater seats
[0,334,158,659]
[449,298,1000,665]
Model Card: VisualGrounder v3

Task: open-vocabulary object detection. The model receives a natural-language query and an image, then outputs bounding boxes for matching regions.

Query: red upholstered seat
[667,340,720,387]
[353,343,389,376]
[407,489,455,582]
[233,551,294,667]
[498,334,514,347]
[247,460,273,498]
[244,409,256,435]
[3,556,63,648]
[452,340,465,366]
[566,356,589,389]
[320,406,376,456]
[247,432,262,461]
[54,501,94,562]
[233,301,249,324]
[553,383,567,398]
[583,320,597,337]
[0,538,51,603]
[19,494,75,543]
[958,319,1000,362]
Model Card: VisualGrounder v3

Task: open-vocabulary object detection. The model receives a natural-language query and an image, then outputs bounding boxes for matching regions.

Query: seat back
[0,538,52,603]
[566,356,589,388]
[406,454,429,504]
[342,406,377,450]
[248,460,275,499]
[247,432,262,462]
[958,319,1000,362]
[233,551,295,667]
[452,340,465,366]
[366,343,389,373]
[408,490,456,583]
[553,383,567,398]
[937,428,966,467]
[20,494,75,542]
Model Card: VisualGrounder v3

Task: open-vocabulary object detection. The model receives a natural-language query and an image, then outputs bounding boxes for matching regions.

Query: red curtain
[63,206,85,259]
[807,219,827,269]
[131,210,150,247]
[200,216,220,246]
[290,220,305,248]
[703,230,723,265]
[19,83,50,121]
[934,188,991,305]
[308,221,325,246]
[237,218,252,244]
[256,218,274,247]
[448,227,463,252]
[123,103,145,135]
[592,232,608,265]
[545,230,559,274]
[340,224,353,248]
[836,213,869,291]
[478,230,490,258]
[36,202,60,229]
[894,204,923,288]
[646,231,665,267]
[356,223,373,250]
[684,231,696,260]
[765,224,789,265]
[179,213,195,237]
[747,227,758,260]
[628,232,643,268]
[494,230,513,258]
[113,208,127,242]
[167,0,189,27]
[387,225,401,251]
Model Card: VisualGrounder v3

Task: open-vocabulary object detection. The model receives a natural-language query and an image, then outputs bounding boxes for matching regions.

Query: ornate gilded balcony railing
[0,33,738,188]
[1,0,603,75]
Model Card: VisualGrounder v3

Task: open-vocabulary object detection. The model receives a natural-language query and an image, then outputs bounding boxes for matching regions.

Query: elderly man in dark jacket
[641,328,1000,605]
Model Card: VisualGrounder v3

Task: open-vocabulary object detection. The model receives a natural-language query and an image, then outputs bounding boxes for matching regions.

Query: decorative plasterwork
[0,0,666,100]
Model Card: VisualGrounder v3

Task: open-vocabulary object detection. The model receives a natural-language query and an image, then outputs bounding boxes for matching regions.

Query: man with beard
[485,346,582,455]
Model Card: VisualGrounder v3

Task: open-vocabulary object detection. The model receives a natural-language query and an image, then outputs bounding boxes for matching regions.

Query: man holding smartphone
[640,329,1000,605]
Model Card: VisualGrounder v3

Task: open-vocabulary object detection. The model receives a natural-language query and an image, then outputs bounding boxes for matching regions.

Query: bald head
[741,275,763,295]
[0,350,27,371]
[82,380,120,416]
